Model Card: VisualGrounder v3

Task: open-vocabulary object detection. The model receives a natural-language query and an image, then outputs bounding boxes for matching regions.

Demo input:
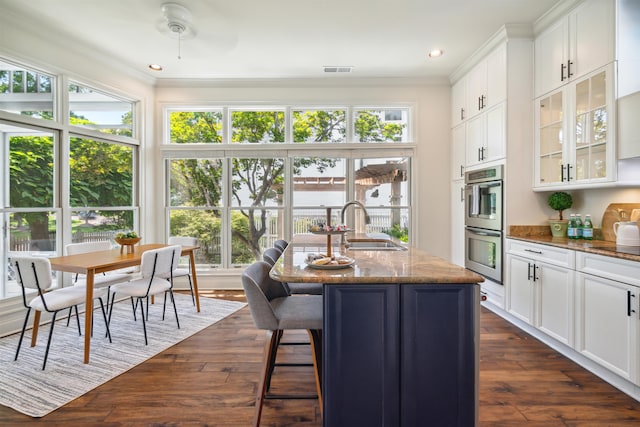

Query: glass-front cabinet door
[534,64,614,189]
[536,90,565,186]
[573,70,608,181]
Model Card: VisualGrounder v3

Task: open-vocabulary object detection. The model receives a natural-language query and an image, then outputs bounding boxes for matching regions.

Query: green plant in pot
[547,191,573,237]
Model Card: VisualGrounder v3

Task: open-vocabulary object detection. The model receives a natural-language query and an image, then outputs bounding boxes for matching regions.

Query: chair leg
[187,274,195,306]
[14,307,32,361]
[42,311,58,370]
[138,297,148,345]
[66,307,73,327]
[265,330,283,392]
[74,305,82,336]
[131,297,138,321]
[308,329,323,413]
[97,297,112,343]
[168,289,180,329]
[254,330,278,427]
[162,291,168,321]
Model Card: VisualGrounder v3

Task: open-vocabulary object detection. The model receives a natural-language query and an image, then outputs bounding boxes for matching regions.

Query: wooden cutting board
[601,203,640,242]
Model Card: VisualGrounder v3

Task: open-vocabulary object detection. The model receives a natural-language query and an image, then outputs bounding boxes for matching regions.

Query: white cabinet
[534,63,615,189]
[534,0,614,98]
[450,179,465,267]
[575,272,638,383]
[466,44,507,119]
[451,79,466,127]
[466,103,505,167]
[451,124,465,180]
[506,240,575,346]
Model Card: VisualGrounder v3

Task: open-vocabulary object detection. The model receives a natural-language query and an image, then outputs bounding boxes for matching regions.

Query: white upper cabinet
[466,44,507,119]
[534,63,615,189]
[534,0,614,98]
[451,79,466,127]
[451,124,466,180]
[466,103,506,167]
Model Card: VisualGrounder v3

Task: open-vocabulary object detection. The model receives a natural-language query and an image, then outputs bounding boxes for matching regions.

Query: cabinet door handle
[533,265,539,282]
[560,164,566,182]
[478,147,481,161]
[461,108,465,121]
[628,291,636,317]
[560,62,566,81]
[524,249,543,254]
[567,163,573,181]
[481,95,486,109]
[481,147,485,160]
[460,165,464,178]
[527,263,533,281]
[567,60,573,78]
[460,187,464,202]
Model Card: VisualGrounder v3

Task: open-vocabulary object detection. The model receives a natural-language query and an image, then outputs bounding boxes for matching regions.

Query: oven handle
[466,228,501,238]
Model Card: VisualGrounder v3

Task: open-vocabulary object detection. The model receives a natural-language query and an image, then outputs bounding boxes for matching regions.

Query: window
[0,59,54,120]
[0,56,140,303]
[354,108,409,142]
[231,109,285,143]
[169,111,223,144]
[164,105,414,269]
[292,109,346,143]
[68,82,133,136]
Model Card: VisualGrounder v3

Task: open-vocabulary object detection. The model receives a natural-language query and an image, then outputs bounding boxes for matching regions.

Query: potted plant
[547,192,573,237]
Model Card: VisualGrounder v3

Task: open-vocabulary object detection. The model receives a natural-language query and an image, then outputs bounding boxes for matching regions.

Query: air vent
[323,66,353,73]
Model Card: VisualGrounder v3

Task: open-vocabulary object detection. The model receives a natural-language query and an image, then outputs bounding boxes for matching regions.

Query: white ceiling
[3,0,560,82]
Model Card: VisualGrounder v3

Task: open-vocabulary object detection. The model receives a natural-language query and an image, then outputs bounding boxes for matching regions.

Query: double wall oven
[464,165,503,283]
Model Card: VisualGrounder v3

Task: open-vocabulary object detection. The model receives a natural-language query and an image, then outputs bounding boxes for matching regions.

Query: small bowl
[115,237,141,253]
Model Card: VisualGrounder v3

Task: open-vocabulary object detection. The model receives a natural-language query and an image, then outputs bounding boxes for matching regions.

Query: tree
[9,134,54,246]
[169,109,403,262]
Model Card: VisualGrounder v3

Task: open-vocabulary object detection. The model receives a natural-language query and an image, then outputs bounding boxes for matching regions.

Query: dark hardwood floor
[1,290,640,426]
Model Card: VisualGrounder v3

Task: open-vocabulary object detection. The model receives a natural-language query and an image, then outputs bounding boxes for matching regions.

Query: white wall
[154,80,453,259]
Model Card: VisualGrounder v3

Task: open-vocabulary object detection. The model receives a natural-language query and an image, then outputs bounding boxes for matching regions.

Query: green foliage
[383,223,409,242]
[169,111,222,144]
[547,192,573,220]
[355,111,405,142]
[231,111,284,143]
[115,231,138,239]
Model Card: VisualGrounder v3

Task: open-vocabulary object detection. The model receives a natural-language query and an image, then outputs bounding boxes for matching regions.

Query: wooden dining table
[47,243,200,363]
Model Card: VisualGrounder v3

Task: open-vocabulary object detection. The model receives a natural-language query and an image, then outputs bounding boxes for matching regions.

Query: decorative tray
[305,256,355,270]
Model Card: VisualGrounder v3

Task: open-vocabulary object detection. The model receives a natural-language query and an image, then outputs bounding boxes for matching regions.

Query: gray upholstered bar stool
[262,247,322,295]
[273,239,288,252]
[242,261,323,427]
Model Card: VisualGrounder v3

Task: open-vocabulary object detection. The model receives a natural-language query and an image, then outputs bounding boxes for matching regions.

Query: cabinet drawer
[576,252,640,287]
[506,239,574,268]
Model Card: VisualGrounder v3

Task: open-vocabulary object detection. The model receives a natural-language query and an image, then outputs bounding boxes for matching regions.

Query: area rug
[0,294,246,417]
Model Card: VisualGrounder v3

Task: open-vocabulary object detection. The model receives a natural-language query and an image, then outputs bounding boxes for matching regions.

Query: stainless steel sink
[345,240,407,251]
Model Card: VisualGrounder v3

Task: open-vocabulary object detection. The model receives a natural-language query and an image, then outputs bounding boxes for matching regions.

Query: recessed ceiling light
[428,49,444,58]
[149,64,163,71]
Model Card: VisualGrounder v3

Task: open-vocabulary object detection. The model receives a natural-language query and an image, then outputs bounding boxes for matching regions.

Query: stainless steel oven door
[465,227,502,283]
[464,180,502,231]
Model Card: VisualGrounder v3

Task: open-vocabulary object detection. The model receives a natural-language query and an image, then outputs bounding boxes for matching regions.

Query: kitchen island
[271,234,484,427]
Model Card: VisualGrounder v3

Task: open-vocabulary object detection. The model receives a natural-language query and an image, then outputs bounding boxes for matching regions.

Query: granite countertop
[508,225,640,263]
[270,233,484,284]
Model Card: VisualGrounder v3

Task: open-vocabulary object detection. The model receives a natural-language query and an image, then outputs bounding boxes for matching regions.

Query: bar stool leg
[254,329,278,427]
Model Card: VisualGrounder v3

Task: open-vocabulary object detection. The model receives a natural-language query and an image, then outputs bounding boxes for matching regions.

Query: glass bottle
[567,214,577,239]
[575,214,583,239]
[582,214,594,240]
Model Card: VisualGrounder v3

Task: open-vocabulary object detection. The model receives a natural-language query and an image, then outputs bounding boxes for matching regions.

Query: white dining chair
[65,241,132,323]
[164,236,198,305]
[12,256,111,370]
[108,245,182,345]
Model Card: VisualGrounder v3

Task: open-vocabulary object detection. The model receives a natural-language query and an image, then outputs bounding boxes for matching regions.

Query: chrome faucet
[340,200,371,246]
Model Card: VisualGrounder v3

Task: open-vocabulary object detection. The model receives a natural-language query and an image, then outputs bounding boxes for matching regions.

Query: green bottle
[567,214,578,239]
[582,214,593,240]
[575,214,583,239]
